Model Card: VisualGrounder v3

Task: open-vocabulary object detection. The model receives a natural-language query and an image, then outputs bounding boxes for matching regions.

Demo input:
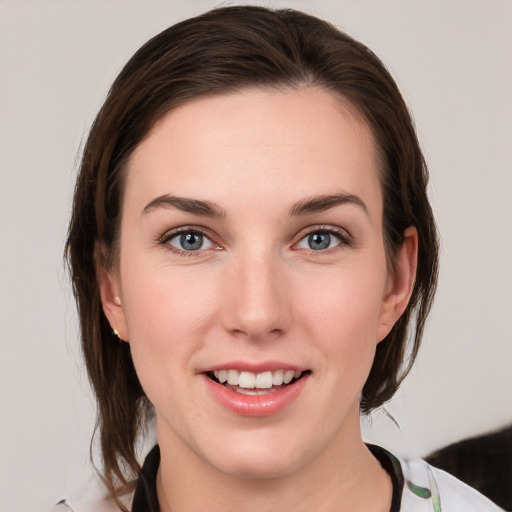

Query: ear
[376,226,418,343]
[95,243,130,342]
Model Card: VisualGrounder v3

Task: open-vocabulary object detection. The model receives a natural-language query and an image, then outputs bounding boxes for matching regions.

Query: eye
[295,229,346,251]
[167,230,216,252]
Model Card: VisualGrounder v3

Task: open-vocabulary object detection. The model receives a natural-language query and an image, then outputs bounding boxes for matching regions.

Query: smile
[203,367,310,416]
[209,369,304,395]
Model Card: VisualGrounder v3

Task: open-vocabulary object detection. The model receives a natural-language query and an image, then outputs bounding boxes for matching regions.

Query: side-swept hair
[65,5,439,506]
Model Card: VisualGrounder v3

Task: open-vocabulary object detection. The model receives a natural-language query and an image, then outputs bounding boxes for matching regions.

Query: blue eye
[308,232,331,250]
[296,230,343,251]
[168,231,215,252]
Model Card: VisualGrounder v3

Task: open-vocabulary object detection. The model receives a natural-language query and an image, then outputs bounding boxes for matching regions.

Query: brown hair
[65,5,439,506]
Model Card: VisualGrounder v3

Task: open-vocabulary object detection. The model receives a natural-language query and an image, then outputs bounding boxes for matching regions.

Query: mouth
[206,369,311,396]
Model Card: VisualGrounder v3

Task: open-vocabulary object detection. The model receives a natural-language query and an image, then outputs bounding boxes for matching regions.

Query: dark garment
[425,425,512,511]
[131,444,403,512]
[132,445,161,512]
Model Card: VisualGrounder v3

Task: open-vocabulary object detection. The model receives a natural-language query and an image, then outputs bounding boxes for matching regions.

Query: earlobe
[377,226,418,342]
[95,244,130,342]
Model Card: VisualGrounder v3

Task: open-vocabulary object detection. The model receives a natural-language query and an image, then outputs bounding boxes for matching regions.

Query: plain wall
[0,1,511,510]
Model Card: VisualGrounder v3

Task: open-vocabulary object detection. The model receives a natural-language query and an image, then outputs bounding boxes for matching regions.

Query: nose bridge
[223,243,289,339]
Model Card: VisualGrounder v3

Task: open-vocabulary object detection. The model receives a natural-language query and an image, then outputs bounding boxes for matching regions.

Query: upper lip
[199,360,307,374]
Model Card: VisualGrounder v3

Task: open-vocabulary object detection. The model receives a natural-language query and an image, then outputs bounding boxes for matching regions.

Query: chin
[204,433,311,481]
[217,456,300,481]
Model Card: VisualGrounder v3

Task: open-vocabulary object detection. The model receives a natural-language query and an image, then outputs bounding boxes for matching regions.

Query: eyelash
[157,225,352,257]
[157,227,220,257]
[293,225,353,255]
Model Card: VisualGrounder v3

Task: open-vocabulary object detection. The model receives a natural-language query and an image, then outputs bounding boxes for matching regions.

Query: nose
[220,249,291,342]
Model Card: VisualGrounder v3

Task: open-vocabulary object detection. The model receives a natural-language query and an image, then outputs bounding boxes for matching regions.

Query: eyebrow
[142,192,367,218]
[289,193,368,217]
[142,194,226,217]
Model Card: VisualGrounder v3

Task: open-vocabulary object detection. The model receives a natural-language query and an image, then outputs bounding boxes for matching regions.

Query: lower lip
[203,374,309,417]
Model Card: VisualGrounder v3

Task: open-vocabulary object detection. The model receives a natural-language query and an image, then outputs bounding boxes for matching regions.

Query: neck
[155,409,392,512]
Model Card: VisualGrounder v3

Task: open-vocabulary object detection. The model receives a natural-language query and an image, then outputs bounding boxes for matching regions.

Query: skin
[100,87,417,512]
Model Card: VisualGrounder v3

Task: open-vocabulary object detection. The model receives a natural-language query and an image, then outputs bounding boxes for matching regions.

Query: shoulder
[47,476,133,512]
[396,453,505,512]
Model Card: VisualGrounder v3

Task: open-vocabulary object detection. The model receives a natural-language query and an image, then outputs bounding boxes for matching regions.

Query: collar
[131,444,404,512]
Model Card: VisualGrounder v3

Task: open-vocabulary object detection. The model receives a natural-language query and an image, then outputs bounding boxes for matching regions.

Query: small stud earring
[114,296,121,306]
[112,329,121,340]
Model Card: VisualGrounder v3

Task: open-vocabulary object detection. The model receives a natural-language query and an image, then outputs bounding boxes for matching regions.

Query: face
[101,88,416,480]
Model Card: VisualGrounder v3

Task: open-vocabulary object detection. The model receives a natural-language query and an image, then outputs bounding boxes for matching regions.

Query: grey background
[0,1,511,510]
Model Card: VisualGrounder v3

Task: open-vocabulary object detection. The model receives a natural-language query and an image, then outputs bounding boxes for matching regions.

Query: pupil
[181,233,203,250]
[309,232,330,250]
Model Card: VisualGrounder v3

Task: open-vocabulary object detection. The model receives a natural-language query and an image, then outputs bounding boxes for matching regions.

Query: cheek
[119,260,220,389]
[122,249,219,328]
[295,262,387,382]
[297,264,386,339]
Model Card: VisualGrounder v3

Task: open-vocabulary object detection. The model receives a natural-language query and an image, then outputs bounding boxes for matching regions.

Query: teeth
[235,387,279,396]
[255,371,273,388]
[212,369,303,389]
[283,370,295,384]
[227,370,239,385]
[238,371,256,388]
[272,369,284,386]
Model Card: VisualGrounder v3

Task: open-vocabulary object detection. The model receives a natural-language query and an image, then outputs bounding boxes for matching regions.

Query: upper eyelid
[158,227,221,256]
[292,226,354,253]
[294,224,352,240]
[158,225,217,244]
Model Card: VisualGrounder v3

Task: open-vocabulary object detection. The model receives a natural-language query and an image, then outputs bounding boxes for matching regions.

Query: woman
[61,6,503,512]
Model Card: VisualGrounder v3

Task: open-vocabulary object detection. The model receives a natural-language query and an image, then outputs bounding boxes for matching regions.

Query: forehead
[125,87,381,216]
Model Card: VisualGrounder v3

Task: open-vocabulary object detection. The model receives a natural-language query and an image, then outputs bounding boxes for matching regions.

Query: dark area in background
[426,424,512,511]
